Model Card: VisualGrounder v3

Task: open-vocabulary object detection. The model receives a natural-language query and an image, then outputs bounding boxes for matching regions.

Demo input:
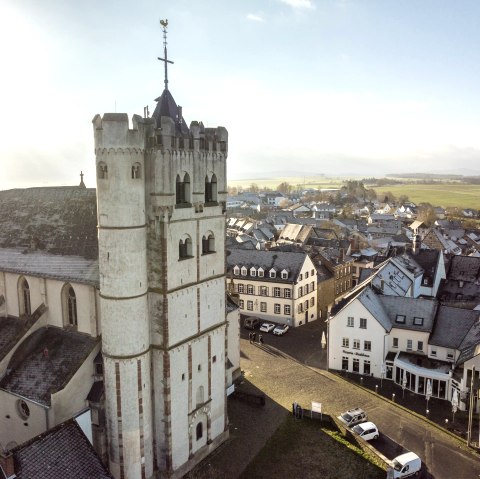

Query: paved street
[199,319,480,478]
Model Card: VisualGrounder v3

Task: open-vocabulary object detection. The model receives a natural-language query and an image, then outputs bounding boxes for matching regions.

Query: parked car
[337,407,368,427]
[390,452,421,478]
[259,322,275,333]
[352,421,379,441]
[243,317,261,330]
[273,324,289,336]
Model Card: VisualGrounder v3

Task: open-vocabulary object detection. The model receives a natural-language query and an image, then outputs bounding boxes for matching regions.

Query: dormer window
[281,269,288,279]
[233,266,240,276]
[413,317,424,326]
[241,267,247,276]
[258,268,264,277]
[250,267,256,277]
[395,314,406,324]
[269,269,276,278]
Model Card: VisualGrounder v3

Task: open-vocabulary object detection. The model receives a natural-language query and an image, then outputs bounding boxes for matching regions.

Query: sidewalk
[338,370,480,447]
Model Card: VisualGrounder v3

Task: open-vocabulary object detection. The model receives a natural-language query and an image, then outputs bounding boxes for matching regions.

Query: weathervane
[158,19,174,91]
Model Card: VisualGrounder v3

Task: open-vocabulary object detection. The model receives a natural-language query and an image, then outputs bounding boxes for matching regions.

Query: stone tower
[93,23,229,479]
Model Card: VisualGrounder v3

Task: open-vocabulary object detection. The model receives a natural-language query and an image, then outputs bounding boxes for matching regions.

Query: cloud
[247,13,265,23]
[279,0,315,10]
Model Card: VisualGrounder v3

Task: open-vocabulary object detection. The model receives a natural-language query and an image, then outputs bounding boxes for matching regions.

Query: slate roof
[0,316,29,362]
[11,419,113,479]
[0,248,99,286]
[86,381,104,403]
[457,320,480,364]
[0,187,98,259]
[357,287,392,331]
[429,306,479,348]
[0,327,99,406]
[447,255,480,281]
[226,249,308,283]
[380,295,437,332]
[152,88,190,135]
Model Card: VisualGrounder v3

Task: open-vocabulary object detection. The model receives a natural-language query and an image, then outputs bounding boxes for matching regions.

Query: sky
[1,0,480,190]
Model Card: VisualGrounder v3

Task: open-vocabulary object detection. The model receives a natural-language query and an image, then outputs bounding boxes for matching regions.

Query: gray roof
[358,287,392,331]
[0,248,99,286]
[226,249,308,283]
[11,419,113,479]
[0,316,28,362]
[457,320,480,364]
[380,296,437,332]
[0,187,98,259]
[447,255,480,281]
[429,306,479,348]
[0,327,98,406]
[152,88,190,135]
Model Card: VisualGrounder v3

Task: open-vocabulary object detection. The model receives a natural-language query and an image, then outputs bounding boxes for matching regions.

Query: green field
[227,177,344,190]
[228,176,480,209]
[373,184,480,209]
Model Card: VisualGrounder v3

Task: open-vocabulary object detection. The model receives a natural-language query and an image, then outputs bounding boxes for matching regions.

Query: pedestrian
[252,332,256,343]
[259,334,263,345]
[249,331,252,343]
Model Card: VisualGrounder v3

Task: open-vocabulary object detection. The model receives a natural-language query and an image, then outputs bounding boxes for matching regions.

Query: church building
[0,22,237,479]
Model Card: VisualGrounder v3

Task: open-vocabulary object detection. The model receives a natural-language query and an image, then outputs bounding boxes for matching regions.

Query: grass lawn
[372,184,480,209]
[240,416,386,479]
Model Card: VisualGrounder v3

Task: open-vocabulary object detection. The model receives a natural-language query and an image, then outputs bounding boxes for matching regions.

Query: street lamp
[426,378,432,416]
[451,389,459,424]
[380,363,386,388]
[402,371,407,399]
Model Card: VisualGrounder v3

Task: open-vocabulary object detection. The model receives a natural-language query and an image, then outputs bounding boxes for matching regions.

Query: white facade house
[328,286,480,411]
[370,250,445,298]
[227,250,318,327]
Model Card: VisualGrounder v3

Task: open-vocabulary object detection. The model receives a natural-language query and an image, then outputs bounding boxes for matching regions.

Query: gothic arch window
[62,283,78,327]
[179,235,193,259]
[196,386,205,407]
[205,174,218,204]
[202,232,215,254]
[97,162,108,179]
[196,422,203,440]
[176,172,191,205]
[18,277,31,316]
[131,162,141,179]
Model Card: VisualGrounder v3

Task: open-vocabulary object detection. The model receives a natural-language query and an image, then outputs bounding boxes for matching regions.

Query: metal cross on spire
[158,19,174,91]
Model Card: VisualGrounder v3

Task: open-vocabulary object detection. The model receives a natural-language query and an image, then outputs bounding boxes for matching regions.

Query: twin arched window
[202,233,215,254]
[179,236,193,259]
[131,163,141,179]
[205,174,217,203]
[97,162,108,179]
[176,173,191,205]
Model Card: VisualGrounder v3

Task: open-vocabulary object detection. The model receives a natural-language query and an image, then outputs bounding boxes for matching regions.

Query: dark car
[244,317,261,330]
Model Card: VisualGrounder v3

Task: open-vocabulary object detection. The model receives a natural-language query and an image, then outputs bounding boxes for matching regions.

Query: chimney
[0,451,15,478]
[380,279,385,292]
[340,248,345,262]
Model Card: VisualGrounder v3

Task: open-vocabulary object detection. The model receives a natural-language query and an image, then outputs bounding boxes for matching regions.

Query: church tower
[94,21,229,479]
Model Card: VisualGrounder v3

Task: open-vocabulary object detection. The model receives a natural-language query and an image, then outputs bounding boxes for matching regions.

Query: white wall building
[328,286,480,411]
[227,250,318,327]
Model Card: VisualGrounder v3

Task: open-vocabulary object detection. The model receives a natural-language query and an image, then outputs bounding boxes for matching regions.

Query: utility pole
[467,365,475,447]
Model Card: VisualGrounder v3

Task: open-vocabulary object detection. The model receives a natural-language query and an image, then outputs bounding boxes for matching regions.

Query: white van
[389,452,421,478]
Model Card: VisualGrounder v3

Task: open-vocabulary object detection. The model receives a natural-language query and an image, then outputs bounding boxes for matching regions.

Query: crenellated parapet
[148,116,228,155]
[92,113,156,151]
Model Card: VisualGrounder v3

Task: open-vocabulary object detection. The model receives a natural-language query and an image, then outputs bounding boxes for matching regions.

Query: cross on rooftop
[158,19,174,91]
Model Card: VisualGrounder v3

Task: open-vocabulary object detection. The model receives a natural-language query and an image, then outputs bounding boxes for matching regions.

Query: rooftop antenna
[158,19,174,91]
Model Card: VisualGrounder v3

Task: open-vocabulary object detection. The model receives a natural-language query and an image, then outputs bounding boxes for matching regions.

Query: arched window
[179,236,193,259]
[131,162,141,179]
[205,174,218,204]
[18,277,31,316]
[196,422,203,440]
[63,284,78,327]
[97,162,108,179]
[202,233,215,254]
[176,173,191,205]
[196,385,204,407]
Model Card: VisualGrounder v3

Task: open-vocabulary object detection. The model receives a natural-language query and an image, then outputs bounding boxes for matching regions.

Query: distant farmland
[372,184,480,209]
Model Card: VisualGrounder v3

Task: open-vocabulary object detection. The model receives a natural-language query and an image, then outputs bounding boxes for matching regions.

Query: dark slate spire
[153,20,189,134]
